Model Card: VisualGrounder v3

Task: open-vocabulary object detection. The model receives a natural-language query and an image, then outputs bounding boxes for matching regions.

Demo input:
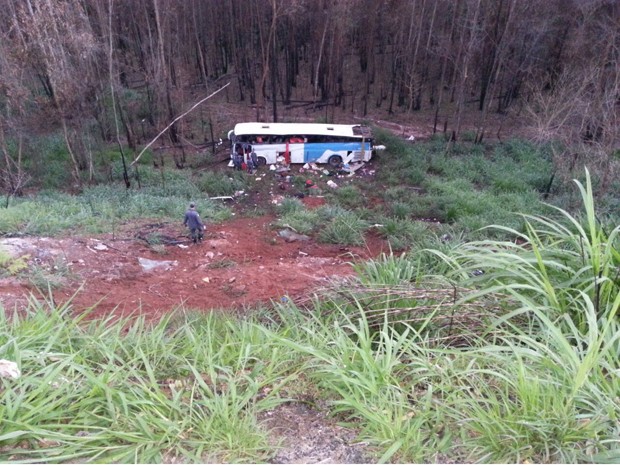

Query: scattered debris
[204,239,232,249]
[278,229,310,243]
[49,375,71,389]
[271,195,285,205]
[138,257,178,272]
[346,162,365,173]
[93,243,108,251]
[0,359,20,379]
[260,402,371,464]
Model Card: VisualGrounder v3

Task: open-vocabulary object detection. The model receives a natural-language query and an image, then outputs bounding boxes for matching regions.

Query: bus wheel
[327,155,342,168]
[257,157,267,166]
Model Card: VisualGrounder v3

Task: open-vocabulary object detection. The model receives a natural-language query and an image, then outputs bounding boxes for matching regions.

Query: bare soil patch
[0,214,388,320]
[260,402,373,463]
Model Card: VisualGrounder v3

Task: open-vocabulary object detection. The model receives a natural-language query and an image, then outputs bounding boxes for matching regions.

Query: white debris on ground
[138,257,178,272]
[278,229,310,243]
[0,359,21,379]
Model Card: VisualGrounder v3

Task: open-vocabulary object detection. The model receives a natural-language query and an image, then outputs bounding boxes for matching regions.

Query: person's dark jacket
[184,209,204,230]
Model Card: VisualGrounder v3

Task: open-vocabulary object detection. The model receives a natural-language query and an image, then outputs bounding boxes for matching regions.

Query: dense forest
[0,0,618,195]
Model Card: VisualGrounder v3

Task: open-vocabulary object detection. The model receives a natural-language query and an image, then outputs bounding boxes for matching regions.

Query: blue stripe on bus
[304,142,370,162]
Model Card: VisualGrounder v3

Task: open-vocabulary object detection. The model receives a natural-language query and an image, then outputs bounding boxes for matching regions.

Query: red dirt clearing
[0,215,389,320]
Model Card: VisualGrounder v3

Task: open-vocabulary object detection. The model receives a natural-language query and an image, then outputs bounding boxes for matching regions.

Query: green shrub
[378,217,428,250]
[196,171,247,196]
[277,197,304,216]
[0,248,30,276]
[318,210,368,245]
[461,130,477,142]
[390,201,414,219]
[0,185,232,237]
[277,208,322,234]
[382,186,413,202]
[355,252,421,284]
[326,184,365,210]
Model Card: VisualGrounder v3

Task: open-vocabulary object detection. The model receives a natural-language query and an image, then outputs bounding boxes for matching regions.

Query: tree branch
[130,82,230,166]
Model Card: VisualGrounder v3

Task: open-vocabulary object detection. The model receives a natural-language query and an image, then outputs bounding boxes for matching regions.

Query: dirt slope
[0,211,388,319]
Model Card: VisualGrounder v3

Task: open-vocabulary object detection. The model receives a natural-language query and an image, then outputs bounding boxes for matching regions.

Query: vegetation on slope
[1,161,619,462]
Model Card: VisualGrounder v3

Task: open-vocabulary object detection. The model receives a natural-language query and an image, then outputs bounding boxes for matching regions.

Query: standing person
[183,202,205,243]
[250,149,259,172]
[246,150,257,174]
[233,146,244,170]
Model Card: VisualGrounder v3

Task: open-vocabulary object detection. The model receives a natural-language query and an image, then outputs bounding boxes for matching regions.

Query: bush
[0,185,232,237]
[276,208,321,235]
[390,201,414,219]
[196,171,247,196]
[355,252,421,284]
[378,217,429,250]
[277,197,304,216]
[382,186,413,202]
[318,209,368,245]
[326,184,365,210]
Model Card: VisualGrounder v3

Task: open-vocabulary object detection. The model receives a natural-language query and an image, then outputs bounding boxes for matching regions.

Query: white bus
[228,122,374,168]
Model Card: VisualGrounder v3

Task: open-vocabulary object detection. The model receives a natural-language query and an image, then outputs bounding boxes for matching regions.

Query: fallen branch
[131,82,230,166]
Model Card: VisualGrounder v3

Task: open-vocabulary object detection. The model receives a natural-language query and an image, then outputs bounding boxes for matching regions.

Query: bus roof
[231,122,371,139]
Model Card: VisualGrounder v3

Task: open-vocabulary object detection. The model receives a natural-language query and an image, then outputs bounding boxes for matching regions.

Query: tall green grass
[434,168,620,326]
[0,173,233,236]
[0,305,301,463]
[3,208,619,463]
[3,129,620,464]
[373,132,564,241]
[421,168,620,461]
[274,203,369,245]
[266,167,619,462]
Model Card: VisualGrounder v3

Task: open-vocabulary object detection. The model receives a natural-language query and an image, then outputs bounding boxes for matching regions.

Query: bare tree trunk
[61,118,82,188]
[450,0,482,143]
[108,0,130,188]
[475,0,516,142]
[433,1,459,134]
[271,20,278,122]
[406,0,425,113]
[192,1,209,87]
[313,13,328,108]
[256,0,278,121]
